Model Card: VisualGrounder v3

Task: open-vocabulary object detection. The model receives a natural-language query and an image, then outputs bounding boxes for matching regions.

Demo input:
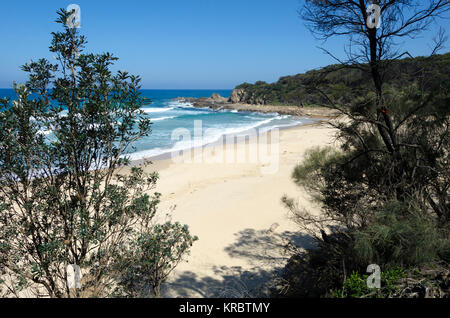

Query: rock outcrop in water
[172,95,229,110]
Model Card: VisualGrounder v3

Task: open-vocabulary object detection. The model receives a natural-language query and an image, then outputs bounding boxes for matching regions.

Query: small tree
[117,222,198,298]
[0,9,196,298]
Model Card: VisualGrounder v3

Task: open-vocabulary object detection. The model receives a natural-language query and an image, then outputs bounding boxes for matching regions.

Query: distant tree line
[233,53,450,106]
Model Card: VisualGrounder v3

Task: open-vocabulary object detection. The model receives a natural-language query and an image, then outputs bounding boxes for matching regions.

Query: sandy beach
[136,121,338,297]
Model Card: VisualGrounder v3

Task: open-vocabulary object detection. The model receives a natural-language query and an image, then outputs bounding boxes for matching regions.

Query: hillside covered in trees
[230,53,450,106]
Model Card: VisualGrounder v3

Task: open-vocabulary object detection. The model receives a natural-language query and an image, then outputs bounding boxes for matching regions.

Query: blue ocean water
[0,88,315,160]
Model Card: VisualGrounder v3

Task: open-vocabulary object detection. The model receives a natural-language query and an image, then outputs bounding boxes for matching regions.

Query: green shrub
[331,267,406,298]
[117,222,198,298]
[341,272,371,298]
[232,53,450,107]
[354,201,450,267]
[381,267,406,295]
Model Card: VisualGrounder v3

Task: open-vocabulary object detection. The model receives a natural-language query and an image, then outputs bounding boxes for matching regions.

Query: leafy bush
[332,272,371,298]
[382,268,407,295]
[117,222,198,298]
[331,268,406,298]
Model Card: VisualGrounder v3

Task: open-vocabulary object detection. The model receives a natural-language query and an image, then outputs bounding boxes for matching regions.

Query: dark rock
[229,88,248,103]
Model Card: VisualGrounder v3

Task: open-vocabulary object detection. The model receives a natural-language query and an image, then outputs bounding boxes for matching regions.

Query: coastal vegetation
[0,2,448,300]
[231,53,450,107]
[0,9,196,298]
[277,0,450,298]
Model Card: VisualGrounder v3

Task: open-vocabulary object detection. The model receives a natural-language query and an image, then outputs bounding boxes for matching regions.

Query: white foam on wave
[125,114,301,161]
[219,115,290,136]
[142,107,174,113]
[167,100,194,108]
[152,116,177,122]
[177,110,211,116]
[168,100,216,112]
[218,109,240,114]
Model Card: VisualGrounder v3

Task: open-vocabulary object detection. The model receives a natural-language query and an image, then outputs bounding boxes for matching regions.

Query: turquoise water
[0,89,316,160]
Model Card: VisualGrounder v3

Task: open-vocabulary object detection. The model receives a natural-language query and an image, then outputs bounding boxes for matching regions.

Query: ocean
[0,89,316,160]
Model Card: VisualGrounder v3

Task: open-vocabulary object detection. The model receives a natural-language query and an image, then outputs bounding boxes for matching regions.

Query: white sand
[141,122,338,298]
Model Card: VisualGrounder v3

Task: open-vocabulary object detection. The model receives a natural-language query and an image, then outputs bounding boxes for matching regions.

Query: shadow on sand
[164,228,315,298]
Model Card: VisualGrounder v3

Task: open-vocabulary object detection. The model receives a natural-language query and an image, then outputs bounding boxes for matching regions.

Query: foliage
[382,268,407,295]
[116,222,198,298]
[332,272,371,298]
[233,53,450,106]
[0,9,196,298]
[279,1,450,298]
[284,72,450,233]
[331,268,406,298]
[354,201,450,267]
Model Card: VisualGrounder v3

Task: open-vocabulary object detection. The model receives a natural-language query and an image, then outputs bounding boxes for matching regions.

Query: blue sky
[0,0,448,89]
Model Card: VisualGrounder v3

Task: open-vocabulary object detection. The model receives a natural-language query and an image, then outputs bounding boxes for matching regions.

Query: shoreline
[129,118,328,168]
[129,103,337,167]
[114,103,338,297]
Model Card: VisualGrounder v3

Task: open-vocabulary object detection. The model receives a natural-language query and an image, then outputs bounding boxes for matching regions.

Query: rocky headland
[172,92,340,119]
